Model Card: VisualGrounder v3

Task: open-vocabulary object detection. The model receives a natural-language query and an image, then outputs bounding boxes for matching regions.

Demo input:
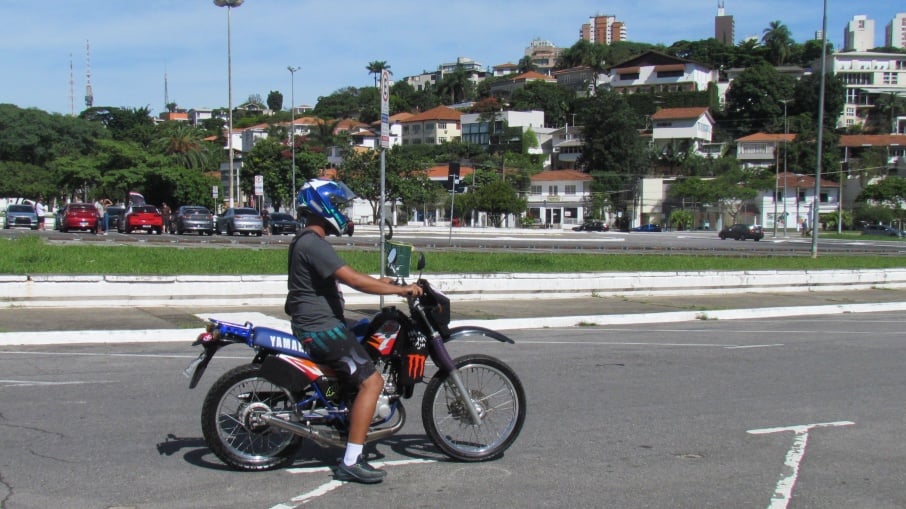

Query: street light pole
[214,0,244,209]
[287,66,300,206]
[780,99,790,237]
[812,0,828,258]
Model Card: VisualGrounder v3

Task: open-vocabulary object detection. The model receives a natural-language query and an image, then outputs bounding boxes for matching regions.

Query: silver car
[4,203,39,229]
[216,207,264,236]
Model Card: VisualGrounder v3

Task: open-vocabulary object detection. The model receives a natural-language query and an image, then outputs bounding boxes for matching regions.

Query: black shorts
[292,324,376,386]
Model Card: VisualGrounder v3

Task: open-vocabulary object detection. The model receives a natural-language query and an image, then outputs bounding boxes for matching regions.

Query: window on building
[548,185,559,196]
[530,185,542,195]
[883,73,898,85]
[438,122,447,129]
[620,72,640,80]
[565,185,577,195]
[820,192,829,203]
[425,123,434,131]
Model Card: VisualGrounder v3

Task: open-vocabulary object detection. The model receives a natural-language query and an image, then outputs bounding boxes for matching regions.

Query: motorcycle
[185,251,526,471]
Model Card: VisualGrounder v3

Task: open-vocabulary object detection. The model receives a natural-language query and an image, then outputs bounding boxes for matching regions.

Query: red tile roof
[651,107,710,120]
[531,169,592,182]
[736,132,797,142]
[426,165,474,179]
[404,105,462,123]
[839,134,906,147]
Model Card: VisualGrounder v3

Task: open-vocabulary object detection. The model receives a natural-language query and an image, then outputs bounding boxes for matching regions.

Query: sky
[1,1,903,116]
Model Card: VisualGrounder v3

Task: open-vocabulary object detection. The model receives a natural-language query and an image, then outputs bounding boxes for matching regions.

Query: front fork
[428,335,482,425]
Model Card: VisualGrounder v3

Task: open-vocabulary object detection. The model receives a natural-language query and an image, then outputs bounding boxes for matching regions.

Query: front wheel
[201,363,302,471]
[422,354,525,462]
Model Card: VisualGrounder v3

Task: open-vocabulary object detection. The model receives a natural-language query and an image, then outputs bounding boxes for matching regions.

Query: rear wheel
[422,354,525,462]
[201,363,302,471]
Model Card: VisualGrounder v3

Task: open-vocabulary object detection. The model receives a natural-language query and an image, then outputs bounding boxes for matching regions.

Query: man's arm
[334,265,422,297]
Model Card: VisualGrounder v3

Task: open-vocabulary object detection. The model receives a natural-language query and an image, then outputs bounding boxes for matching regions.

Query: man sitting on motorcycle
[286,178,422,484]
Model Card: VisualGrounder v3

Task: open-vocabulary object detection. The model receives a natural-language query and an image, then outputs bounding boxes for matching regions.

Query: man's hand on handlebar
[399,283,423,298]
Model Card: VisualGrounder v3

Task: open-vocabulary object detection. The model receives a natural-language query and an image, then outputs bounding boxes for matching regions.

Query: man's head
[297,179,356,236]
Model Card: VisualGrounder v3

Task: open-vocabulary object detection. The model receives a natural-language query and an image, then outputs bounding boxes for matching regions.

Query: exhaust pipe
[260,406,406,448]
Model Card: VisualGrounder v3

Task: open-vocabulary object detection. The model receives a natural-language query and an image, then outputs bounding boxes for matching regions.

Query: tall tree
[724,60,796,137]
[576,91,650,210]
[762,20,794,66]
[267,90,283,112]
[366,60,391,88]
[517,55,537,74]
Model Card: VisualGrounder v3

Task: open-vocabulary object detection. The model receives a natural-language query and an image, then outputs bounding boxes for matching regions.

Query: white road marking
[0,379,116,387]
[748,421,855,509]
[274,459,436,507]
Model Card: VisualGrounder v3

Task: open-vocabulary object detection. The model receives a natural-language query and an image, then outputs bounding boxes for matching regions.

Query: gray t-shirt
[285,231,347,331]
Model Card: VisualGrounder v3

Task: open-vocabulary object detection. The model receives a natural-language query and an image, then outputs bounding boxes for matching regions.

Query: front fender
[443,326,515,345]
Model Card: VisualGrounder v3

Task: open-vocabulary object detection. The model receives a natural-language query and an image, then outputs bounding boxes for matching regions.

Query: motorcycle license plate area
[183,352,206,379]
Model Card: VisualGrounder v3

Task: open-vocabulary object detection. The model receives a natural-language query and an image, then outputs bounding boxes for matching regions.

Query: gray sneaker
[334,455,386,484]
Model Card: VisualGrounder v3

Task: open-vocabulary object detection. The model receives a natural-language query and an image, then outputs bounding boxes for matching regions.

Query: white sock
[343,443,364,466]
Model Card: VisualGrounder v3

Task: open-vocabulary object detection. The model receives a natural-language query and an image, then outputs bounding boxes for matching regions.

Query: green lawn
[1,234,904,276]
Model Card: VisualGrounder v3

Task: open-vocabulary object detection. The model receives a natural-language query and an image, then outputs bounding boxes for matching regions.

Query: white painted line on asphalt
[748,421,855,509]
[0,379,116,387]
[275,459,436,508]
[2,302,905,346]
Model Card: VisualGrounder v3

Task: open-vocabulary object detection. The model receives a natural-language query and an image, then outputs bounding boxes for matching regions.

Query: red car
[57,203,100,233]
[119,205,164,234]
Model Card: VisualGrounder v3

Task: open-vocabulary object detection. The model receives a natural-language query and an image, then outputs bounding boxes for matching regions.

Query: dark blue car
[631,223,662,232]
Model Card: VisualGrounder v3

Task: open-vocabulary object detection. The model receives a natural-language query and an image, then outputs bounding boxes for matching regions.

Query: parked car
[57,203,100,233]
[268,212,300,235]
[630,223,662,232]
[171,205,215,235]
[104,206,125,232]
[572,220,609,232]
[861,224,903,238]
[719,223,764,241]
[4,203,39,229]
[119,205,164,234]
[215,207,264,236]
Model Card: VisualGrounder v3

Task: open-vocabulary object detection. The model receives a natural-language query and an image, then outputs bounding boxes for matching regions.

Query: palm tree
[871,92,906,134]
[366,60,391,88]
[517,55,537,74]
[153,124,210,170]
[762,21,793,66]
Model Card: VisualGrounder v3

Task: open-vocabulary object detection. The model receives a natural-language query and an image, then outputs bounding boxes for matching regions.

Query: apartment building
[886,13,906,50]
[715,2,735,45]
[580,14,626,45]
[844,15,876,52]
[399,105,462,145]
[822,51,906,130]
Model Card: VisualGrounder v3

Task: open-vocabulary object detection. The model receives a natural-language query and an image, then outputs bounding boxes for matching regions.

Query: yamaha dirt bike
[185,252,526,471]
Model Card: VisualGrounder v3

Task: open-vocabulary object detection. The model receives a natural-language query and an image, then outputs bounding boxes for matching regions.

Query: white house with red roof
[736,132,797,169]
[650,107,720,157]
[526,169,595,228]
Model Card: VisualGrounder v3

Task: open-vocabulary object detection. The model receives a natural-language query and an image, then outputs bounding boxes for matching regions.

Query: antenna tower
[84,40,94,108]
[69,54,75,116]
[164,67,169,111]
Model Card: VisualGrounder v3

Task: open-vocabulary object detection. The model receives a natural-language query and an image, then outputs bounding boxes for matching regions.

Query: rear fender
[443,326,515,345]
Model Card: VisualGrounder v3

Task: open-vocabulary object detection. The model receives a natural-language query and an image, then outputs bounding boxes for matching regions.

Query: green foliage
[2,235,904,276]
[576,91,650,208]
[266,90,283,112]
[723,61,796,137]
[469,179,527,227]
[669,209,694,230]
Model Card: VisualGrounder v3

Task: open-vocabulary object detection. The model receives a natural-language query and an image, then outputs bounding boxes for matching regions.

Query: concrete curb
[4,268,906,309]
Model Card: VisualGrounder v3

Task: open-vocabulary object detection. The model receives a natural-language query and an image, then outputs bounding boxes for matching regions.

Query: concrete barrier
[3,268,906,309]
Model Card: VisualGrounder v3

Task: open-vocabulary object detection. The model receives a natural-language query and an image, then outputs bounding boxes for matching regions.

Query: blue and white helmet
[297,179,356,236]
